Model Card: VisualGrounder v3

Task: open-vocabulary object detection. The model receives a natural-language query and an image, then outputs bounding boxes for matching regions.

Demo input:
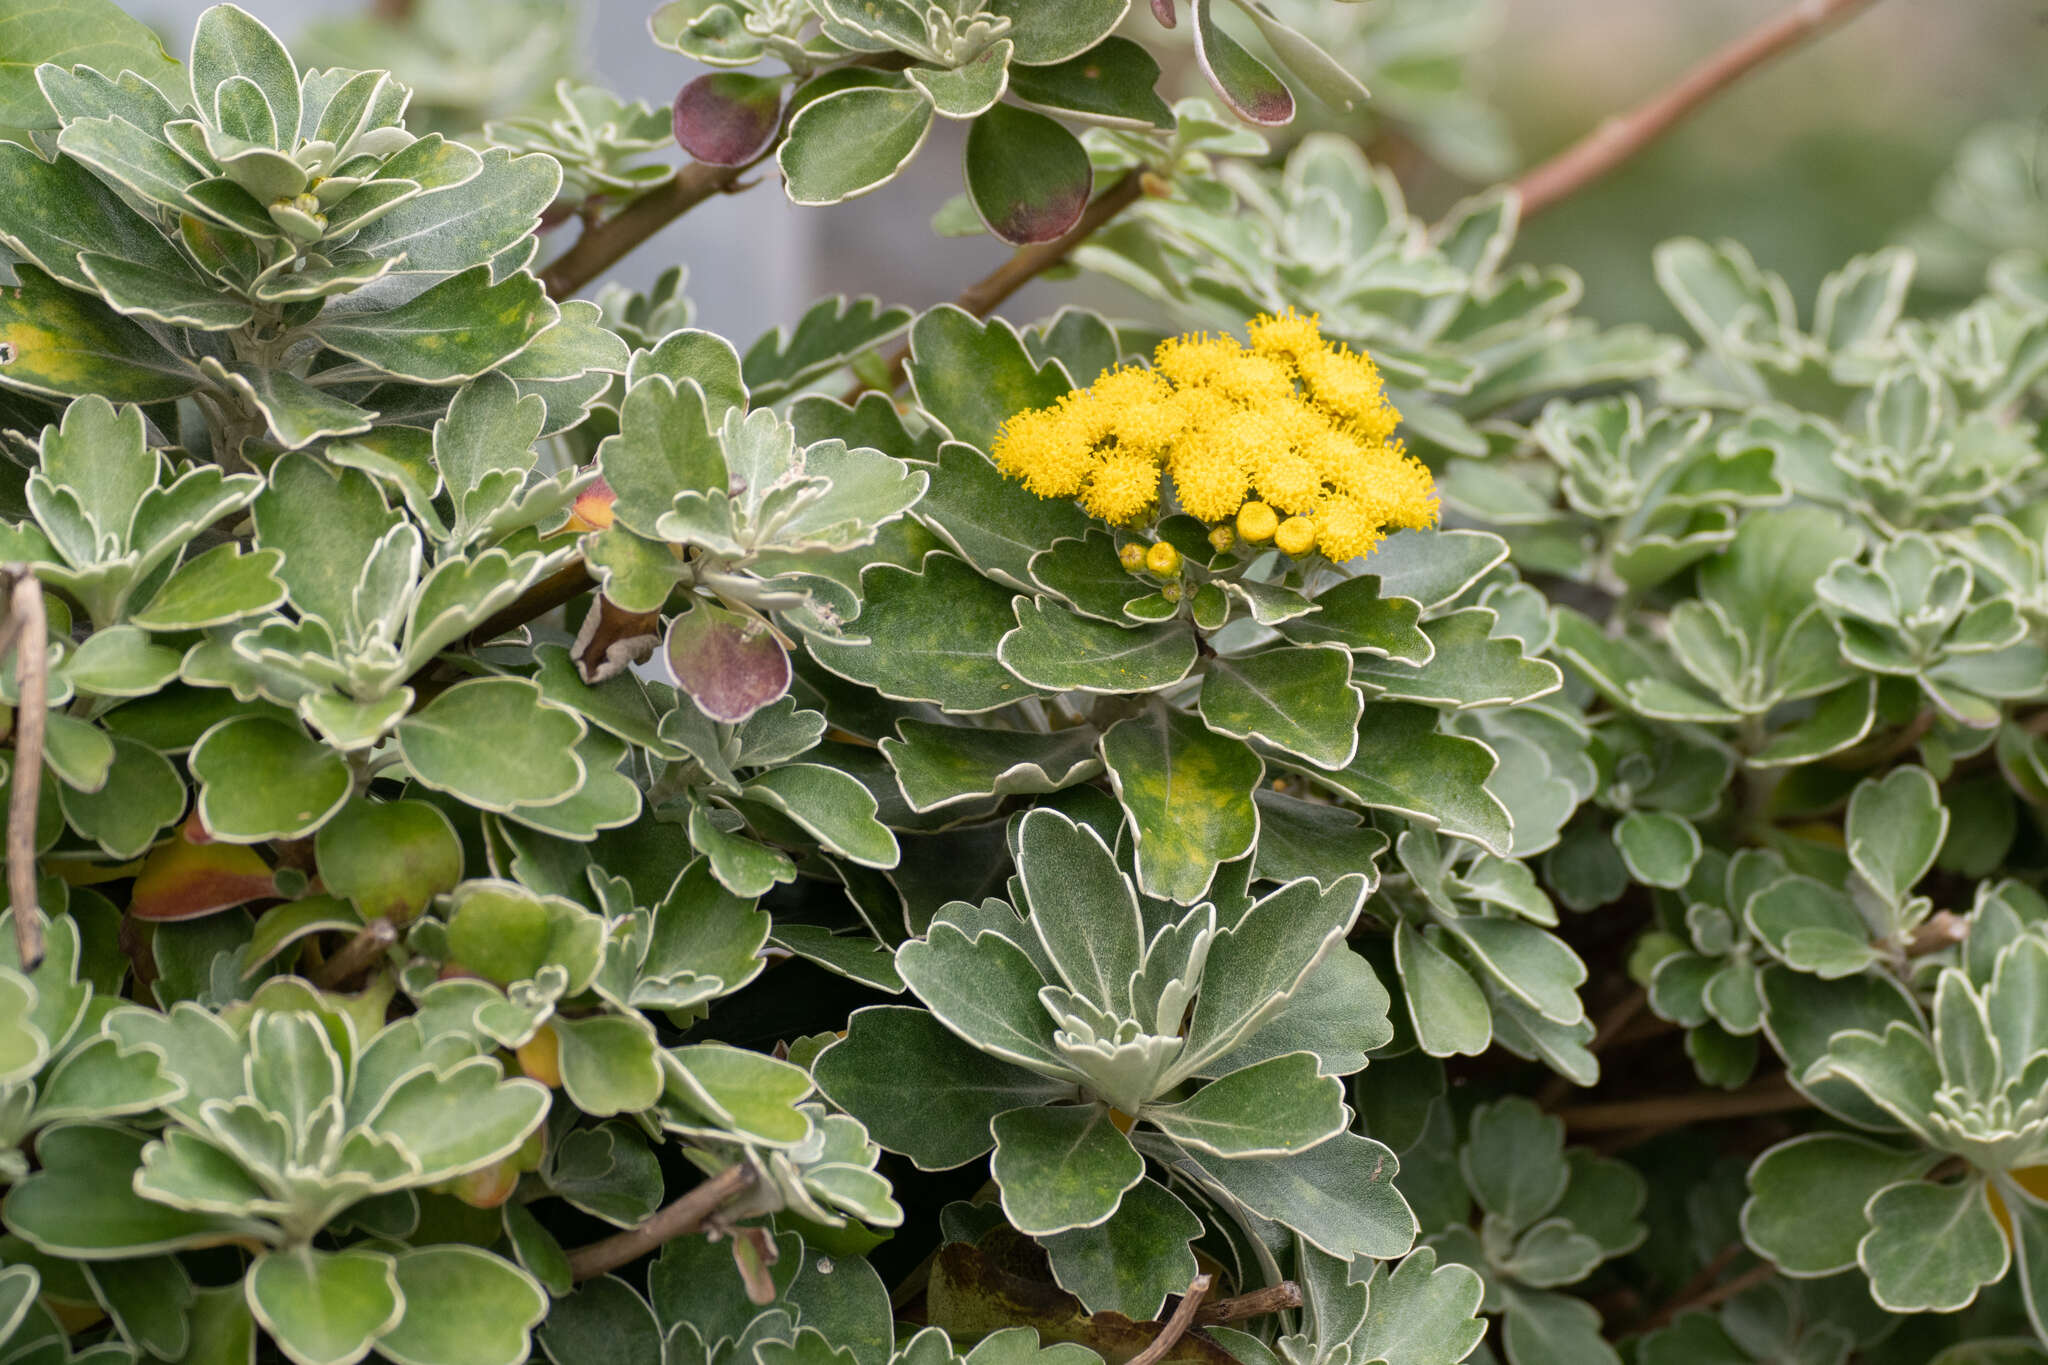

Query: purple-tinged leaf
[667,600,792,724]
[673,72,785,167]
[1191,0,1293,126]
[963,103,1092,246]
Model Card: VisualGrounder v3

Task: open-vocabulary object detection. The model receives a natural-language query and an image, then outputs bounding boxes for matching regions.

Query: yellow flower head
[986,309,1437,561]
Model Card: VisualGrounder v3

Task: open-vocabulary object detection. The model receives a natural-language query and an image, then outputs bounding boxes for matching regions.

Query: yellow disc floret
[985,310,1437,563]
[1274,516,1317,557]
[1236,501,1279,544]
[1119,543,1148,573]
[1145,542,1183,576]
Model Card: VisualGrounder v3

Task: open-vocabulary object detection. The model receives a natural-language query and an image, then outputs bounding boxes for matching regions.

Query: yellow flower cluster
[988,311,1438,560]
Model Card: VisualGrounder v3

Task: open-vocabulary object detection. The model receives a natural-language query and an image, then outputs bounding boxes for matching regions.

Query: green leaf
[253,453,402,630]
[1499,1287,1618,1365]
[907,309,1075,453]
[1397,921,1490,1058]
[132,544,287,630]
[247,1247,402,1365]
[918,443,1092,589]
[1178,874,1369,1076]
[84,1255,194,1361]
[1102,707,1262,905]
[1351,609,1562,709]
[1014,808,1143,1012]
[1172,1130,1416,1260]
[780,84,934,206]
[189,715,351,842]
[1860,1176,2008,1313]
[0,265,201,403]
[189,4,298,143]
[1354,1248,1487,1365]
[999,598,1197,694]
[64,624,181,697]
[57,732,184,859]
[1847,765,1947,907]
[315,798,462,922]
[397,678,586,813]
[964,102,1091,246]
[348,146,551,276]
[744,296,915,405]
[1040,1178,1200,1320]
[1278,575,1431,662]
[1007,37,1173,130]
[1309,704,1513,856]
[1189,0,1293,125]
[1199,646,1362,770]
[988,0,1130,65]
[1743,1132,1936,1276]
[1461,1097,1568,1228]
[1613,811,1701,890]
[990,1102,1143,1236]
[381,1247,545,1365]
[815,1006,1076,1170]
[313,266,557,384]
[908,40,1011,119]
[897,923,1069,1077]
[0,0,182,131]
[1143,1053,1345,1157]
[6,1123,242,1257]
[552,1014,664,1117]
[882,719,1100,813]
[808,553,1033,713]
[741,762,899,868]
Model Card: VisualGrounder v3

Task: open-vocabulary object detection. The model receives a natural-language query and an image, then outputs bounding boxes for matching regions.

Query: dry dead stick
[1129,1275,1213,1365]
[1194,1281,1300,1325]
[4,571,46,972]
[569,1163,758,1281]
[1512,0,1888,218]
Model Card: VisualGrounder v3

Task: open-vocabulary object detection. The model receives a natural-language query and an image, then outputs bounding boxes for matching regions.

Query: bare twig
[1555,1072,1809,1134]
[1537,986,1646,1108]
[311,920,399,990]
[859,169,1150,397]
[1130,1275,1213,1365]
[371,0,414,20]
[1512,0,1888,218]
[540,160,756,298]
[1631,1243,1741,1335]
[1630,1260,1777,1336]
[2,571,47,972]
[568,1163,758,1281]
[1194,1282,1300,1325]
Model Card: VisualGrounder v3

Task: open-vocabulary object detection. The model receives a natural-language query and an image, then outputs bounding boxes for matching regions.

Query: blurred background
[135,0,2048,338]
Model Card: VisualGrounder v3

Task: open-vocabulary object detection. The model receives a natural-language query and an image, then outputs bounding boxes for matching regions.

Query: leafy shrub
[0,2,2042,1364]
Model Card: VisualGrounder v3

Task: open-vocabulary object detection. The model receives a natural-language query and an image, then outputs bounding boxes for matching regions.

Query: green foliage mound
[0,2,2043,1364]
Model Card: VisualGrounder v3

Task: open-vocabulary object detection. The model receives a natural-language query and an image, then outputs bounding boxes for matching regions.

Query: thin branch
[1130,1275,1213,1365]
[1631,1243,1741,1335]
[4,571,46,972]
[540,160,754,299]
[1537,986,1645,1108]
[311,919,399,990]
[1628,1260,1777,1337]
[860,168,1150,396]
[1555,1072,1808,1134]
[371,0,414,20]
[1512,0,1888,218]
[1195,1282,1300,1325]
[568,1163,757,1281]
